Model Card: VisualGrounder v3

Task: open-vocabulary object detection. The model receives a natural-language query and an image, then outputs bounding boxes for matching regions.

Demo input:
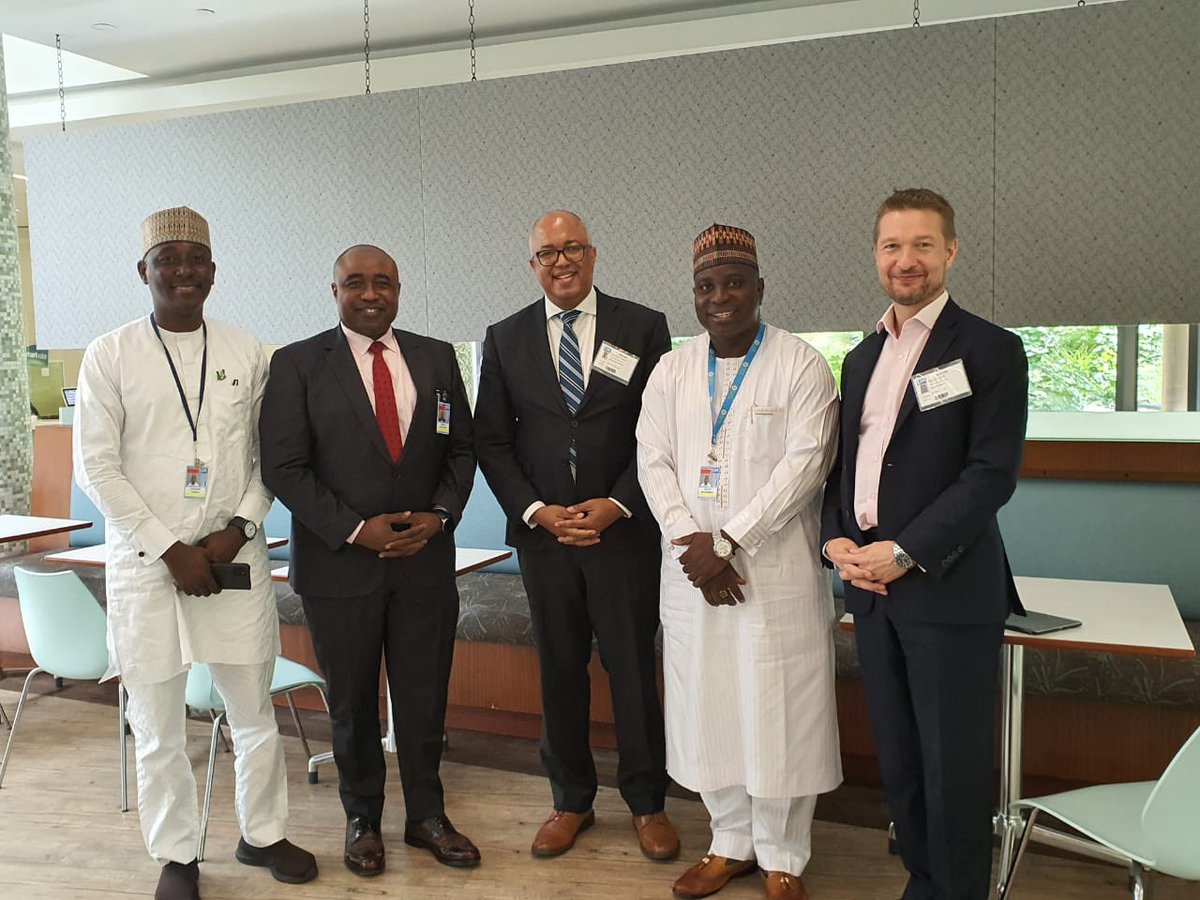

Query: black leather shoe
[344,816,385,877]
[403,815,481,867]
[235,837,318,884]
[155,860,200,900]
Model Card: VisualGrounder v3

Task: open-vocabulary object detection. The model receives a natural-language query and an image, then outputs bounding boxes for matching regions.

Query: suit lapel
[889,298,962,440]
[326,326,395,467]
[394,329,430,463]
[526,300,570,415]
[578,291,621,413]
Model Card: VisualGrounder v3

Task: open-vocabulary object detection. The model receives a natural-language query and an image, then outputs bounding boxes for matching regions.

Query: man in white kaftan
[637,225,841,900]
[74,207,315,900]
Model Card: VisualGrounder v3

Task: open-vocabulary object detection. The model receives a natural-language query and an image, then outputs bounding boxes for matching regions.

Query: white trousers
[124,662,288,864]
[701,785,817,876]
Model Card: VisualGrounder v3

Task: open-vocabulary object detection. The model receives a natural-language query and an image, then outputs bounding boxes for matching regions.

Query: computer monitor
[62,387,78,407]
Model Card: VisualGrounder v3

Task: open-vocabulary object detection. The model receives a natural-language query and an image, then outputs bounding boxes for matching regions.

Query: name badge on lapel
[435,389,451,434]
[591,341,640,385]
[912,358,972,411]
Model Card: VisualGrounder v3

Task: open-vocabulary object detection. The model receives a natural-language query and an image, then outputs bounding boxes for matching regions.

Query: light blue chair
[1001,724,1200,899]
[185,656,330,861]
[0,568,129,811]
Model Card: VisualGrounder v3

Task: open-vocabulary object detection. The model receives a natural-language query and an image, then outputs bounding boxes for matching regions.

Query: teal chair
[0,568,129,811]
[185,656,330,861]
[1001,725,1200,899]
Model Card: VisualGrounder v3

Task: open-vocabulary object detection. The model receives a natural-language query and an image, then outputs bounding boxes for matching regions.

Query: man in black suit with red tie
[821,190,1029,900]
[259,245,478,877]
[475,210,678,862]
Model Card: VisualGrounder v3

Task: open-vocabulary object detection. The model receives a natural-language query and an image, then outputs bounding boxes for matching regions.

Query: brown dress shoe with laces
[531,809,595,857]
[764,871,808,900]
[672,854,757,898]
[632,811,680,860]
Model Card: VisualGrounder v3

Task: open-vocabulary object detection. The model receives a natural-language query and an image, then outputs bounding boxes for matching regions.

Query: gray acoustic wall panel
[421,21,995,340]
[25,91,427,347]
[995,0,1200,326]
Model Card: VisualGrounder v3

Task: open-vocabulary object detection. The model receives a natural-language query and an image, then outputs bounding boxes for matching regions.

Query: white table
[0,515,92,544]
[44,536,289,566]
[278,546,514,765]
[840,575,1194,893]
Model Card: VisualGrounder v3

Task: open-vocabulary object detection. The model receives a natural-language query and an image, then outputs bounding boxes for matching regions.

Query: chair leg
[209,710,231,753]
[118,682,129,812]
[1130,862,1153,900]
[998,809,1038,900]
[0,701,10,729]
[197,711,225,863]
[284,692,313,763]
[0,668,45,788]
[305,687,334,784]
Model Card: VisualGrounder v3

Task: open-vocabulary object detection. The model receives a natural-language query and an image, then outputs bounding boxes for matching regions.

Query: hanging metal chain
[363,0,372,95]
[55,33,67,132]
[468,0,477,83]
[912,0,921,28]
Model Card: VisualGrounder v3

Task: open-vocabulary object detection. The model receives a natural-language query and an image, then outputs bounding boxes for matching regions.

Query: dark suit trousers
[518,545,668,815]
[302,579,459,824]
[854,607,1003,900]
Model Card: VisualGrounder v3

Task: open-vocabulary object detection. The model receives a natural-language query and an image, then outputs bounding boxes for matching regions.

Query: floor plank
[0,687,1195,898]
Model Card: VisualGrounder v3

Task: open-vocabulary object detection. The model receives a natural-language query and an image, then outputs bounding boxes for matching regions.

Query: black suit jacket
[259,326,475,598]
[820,298,1028,625]
[474,289,670,551]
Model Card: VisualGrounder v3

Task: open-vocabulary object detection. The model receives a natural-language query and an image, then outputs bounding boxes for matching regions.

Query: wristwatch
[892,542,915,570]
[228,516,258,541]
[432,508,452,532]
[712,533,734,560]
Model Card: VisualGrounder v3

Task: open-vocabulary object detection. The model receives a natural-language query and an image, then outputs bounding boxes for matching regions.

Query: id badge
[436,398,451,435]
[592,341,640,385]
[697,465,720,500]
[184,464,208,499]
[912,358,972,411]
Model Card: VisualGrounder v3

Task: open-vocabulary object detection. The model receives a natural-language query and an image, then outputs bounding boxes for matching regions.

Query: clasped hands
[672,532,746,607]
[532,498,624,547]
[355,511,445,558]
[825,537,910,596]
[163,525,249,596]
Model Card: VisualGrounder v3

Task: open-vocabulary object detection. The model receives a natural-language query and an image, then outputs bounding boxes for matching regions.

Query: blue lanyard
[149,314,207,447]
[707,322,765,448]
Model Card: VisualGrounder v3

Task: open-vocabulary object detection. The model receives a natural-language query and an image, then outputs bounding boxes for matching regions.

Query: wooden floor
[0,687,1195,899]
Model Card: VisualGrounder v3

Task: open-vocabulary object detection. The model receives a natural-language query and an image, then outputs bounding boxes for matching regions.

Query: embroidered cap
[693,223,758,274]
[140,206,210,256]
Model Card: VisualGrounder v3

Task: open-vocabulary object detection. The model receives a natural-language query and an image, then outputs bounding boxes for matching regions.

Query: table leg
[995,643,1025,896]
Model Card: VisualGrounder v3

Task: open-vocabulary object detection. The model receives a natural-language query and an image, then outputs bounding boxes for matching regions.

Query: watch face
[713,537,732,558]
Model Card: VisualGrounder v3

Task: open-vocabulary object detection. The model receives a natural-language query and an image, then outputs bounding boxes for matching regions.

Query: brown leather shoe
[344,816,384,877]
[763,871,808,899]
[530,809,595,857]
[154,860,200,900]
[632,811,680,860]
[672,854,757,898]
[404,815,481,868]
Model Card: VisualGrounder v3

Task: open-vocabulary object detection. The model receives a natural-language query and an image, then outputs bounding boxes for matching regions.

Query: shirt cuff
[346,520,365,545]
[821,540,833,562]
[609,497,632,518]
[522,501,545,528]
[135,519,182,566]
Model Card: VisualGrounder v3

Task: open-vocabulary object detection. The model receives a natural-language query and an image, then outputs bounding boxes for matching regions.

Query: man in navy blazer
[259,245,478,877]
[820,189,1028,900]
[475,210,677,861]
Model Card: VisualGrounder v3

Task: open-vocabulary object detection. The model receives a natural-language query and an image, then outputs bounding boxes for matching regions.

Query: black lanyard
[149,314,207,449]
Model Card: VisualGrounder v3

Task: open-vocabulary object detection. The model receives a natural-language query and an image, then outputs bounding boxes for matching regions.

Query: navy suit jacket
[474,289,670,552]
[259,326,475,598]
[820,298,1028,625]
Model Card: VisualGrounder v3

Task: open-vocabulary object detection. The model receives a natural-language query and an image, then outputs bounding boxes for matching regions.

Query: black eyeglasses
[533,244,592,267]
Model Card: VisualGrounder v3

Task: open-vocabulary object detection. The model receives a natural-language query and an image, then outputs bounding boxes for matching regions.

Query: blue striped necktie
[557,309,584,469]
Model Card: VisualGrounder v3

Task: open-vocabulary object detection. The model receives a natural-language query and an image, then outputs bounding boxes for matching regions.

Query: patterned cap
[693,223,757,274]
[140,206,210,256]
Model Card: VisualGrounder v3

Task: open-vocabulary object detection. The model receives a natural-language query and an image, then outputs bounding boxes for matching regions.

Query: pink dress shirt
[853,291,949,531]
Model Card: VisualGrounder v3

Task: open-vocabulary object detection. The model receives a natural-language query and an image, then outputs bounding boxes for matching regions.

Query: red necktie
[368,341,404,463]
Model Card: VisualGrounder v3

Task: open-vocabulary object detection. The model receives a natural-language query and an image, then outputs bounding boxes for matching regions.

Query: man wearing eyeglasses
[475,210,677,862]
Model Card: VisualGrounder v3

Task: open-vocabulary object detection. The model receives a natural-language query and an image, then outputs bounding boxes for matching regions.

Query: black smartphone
[211,562,251,591]
[391,522,412,532]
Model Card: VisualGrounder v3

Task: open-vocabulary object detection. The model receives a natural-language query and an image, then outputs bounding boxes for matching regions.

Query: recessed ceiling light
[92,22,117,30]
[196,8,216,13]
